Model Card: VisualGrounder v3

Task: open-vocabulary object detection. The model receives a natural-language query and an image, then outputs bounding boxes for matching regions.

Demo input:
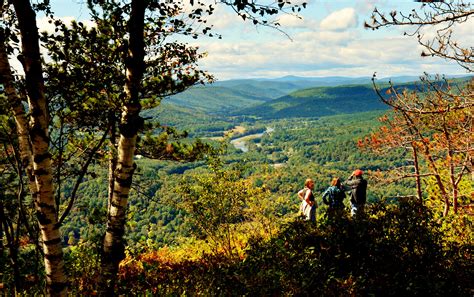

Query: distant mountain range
[160,75,472,120]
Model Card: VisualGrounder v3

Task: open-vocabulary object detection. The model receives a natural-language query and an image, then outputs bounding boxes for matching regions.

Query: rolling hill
[232,76,472,119]
[163,76,404,115]
[157,75,472,120]
[235,84,389,119]
[165,85,267,114]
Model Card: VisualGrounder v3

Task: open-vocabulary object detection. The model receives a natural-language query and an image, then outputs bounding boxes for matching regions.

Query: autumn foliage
[360,76,473,217]
[61,200,473,296]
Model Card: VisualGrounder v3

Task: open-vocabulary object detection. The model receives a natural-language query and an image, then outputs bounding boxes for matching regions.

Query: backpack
[332,187,345,207]
[324,186,345,208]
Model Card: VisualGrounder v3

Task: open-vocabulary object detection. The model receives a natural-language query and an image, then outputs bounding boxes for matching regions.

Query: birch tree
[2,1,68,295]
[2,0,305,295]
[80,1,306,294]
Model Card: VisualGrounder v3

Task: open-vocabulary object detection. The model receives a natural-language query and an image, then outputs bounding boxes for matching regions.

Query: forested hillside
[2,73,473,295]
[57,111,394,249]
[166,85,266,114]
[237,84,388,118]
[162,76,472,120]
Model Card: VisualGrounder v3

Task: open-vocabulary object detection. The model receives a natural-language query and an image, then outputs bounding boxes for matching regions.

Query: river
[230,127,274,152]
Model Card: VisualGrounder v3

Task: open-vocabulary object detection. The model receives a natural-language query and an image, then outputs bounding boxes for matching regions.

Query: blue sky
[44,0,473,80]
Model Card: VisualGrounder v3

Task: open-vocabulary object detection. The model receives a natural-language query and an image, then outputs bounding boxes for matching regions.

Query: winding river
[230,127,274,152]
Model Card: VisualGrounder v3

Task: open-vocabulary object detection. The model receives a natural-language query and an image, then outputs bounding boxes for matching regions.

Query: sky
[42,0,474,81]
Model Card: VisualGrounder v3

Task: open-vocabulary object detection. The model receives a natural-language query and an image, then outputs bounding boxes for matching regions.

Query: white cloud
[37,16,95,34]
[194,26,467,80]
[296,30,357,45]
[418,17,474,49]
[320,8,358,31]
[276,14,306,28]
[23,0,469,81]
[37,16,73,33]
[203,5,241,31]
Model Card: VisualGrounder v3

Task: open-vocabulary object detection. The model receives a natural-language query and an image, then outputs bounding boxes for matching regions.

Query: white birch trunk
[99,1,146,295]
[12,1,68,295]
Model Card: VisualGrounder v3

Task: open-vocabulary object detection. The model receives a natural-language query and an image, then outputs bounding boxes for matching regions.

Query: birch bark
[11,1,68,295]
[99,1,146,294]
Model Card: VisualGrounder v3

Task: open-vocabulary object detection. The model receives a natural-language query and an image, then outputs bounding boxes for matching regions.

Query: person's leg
[359,204,365,216]
[310,205,316,223]
[304,204,311,221]
[351,203,358,217]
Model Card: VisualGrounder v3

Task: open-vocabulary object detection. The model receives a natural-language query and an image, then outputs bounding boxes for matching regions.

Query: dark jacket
[344,176,367,205]
[322,186,345,208]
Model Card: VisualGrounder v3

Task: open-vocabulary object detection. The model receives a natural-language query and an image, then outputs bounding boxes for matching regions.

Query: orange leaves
[19,236,31,247]
[165,143,174,154]
[357,131,391,153]
[379,125,391,134]
[366,77,473,216]
[371,134,381,147]
[411,140,423,150]
[378,114,389,123]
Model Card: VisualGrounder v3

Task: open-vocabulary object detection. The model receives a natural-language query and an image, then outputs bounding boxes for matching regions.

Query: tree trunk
[403,113,450,216]
[0,205,3,253]
[0,201,21,295]
[427,156,450,216]
[99,1,146,295]
[0,32,36,196]
[442,120,458,214]
[412,145,423,202]
[107,114,117,216]
[12,1,68,295]
[1,28,43,259]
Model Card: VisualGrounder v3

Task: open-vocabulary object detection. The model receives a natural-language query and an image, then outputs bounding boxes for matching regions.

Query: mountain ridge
[161,75,473,119]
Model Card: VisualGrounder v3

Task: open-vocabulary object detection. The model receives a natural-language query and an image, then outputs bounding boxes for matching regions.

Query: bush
[236,199,472,296]
[115,199,473,296]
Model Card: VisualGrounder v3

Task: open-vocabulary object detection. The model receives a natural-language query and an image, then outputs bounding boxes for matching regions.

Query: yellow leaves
[412,140,423,149]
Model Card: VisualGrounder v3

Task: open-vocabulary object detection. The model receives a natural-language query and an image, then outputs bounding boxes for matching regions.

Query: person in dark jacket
[322,177,346,214]
[344,169,367,217]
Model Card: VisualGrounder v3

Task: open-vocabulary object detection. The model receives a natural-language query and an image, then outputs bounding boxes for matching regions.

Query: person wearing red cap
[344,169,367,217]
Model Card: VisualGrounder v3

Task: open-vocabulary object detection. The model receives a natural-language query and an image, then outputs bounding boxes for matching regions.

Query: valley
[64,75,442,248]
[3,1,472,294]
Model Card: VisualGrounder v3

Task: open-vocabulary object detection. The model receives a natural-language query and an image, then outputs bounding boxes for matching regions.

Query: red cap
[353,169,363,176]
